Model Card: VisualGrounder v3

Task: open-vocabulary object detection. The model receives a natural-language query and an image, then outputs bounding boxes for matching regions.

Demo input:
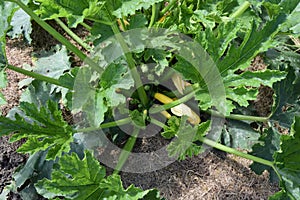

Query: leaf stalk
[10,0,100,73]
[106,6,149,107]
[161,0,177,16]
[6,65,72,89]
[75,117,132,132]
[54,18,91,51]
[230,1,251,19]
[114,127,140,174]
[198,136,274,167]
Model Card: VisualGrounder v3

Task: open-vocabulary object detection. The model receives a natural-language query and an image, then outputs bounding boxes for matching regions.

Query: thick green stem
[86,17,112,26]
[230,1,251,19]
[106,7,148,107]
[80,22,92,31]
[7,65,72,89]
[199,136,274,167]
[161,0,177,16]
[55,18,91,51]
[151,118,167,129]
[207,110,269,122]
[148,4,157,28]
[10,0,100,73]
[75,117,132,133]
[113,127,140,174]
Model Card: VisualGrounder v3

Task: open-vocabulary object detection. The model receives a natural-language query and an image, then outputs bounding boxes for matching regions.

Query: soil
[0,24,280,199]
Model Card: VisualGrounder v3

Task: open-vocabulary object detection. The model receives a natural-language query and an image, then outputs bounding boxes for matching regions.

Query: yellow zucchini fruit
[154,92,201,125]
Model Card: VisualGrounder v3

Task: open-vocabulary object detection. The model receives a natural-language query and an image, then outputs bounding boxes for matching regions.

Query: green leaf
[273,116,300,200]
[161,116,180,139]
[36,0,106,27]
[217,14,286,75]
[130,109,146,128]
[20,80,60,107]
[222,70,286,113]
[196,20,241,62]
[144,49,171,76]
[250,127,281,182]
[222,120,261,151]
[269,190,291,200]
[35,151,106,199]
[223,70,287,88]
[90,22,114,46]
[7,8,32,43]
[226,87,258,108]
[0,1,17,67]
[36,150,162,200]
[195,69,286,115]
[279,1,300,35]
[13,151,54,188]
[167,118,211,160]
[32,45,71,79]
[0,100,74,160]
[271,67,300,128]
[173,56,204,84]
[99,62,134,107]
[127,13,148,29]
[112,0,164,18]
[73,62,134,127]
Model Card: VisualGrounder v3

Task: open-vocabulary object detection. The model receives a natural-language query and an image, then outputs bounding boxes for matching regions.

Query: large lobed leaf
[196,20,241,62]
[72,62,134,127]
[0,1,17,67]
[35,0,106,27]
[112,0,164,18]
[193,69,286,115]
[222,119,261,151]
[272,116,300,200]
[217,13,286,75]
[267,50,300,128]
[0,1,18,110]
[250,127,281,182]
[215,0,299,75]
[35,150,163,200]
[7,8,32,43]
[0,100,74,160]
[163,116,211,160]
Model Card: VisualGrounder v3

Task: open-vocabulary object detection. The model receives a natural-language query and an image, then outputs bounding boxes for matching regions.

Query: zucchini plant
[0,0,299,199]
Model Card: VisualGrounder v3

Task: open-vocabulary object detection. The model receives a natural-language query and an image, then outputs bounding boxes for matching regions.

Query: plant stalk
[10,0,100,73]
[151,118,167,128]
[75,117,132,133]
[55,18,91,51]
[198,136,274,167]
[207,110,269,122]
[161,0,177,16]
[113,127,140,174]
[106,6,149,107]
[230,1,251,19]
[80,22,92,31]
[148,3,157,28]
[6,65,72,89]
